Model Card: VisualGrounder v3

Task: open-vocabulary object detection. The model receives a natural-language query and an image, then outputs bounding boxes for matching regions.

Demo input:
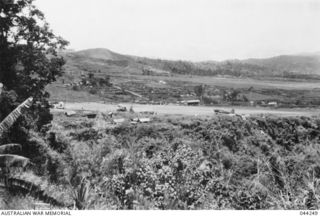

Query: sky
[34,0,320,61]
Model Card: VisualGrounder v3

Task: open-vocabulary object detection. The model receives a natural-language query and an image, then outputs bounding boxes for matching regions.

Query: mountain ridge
[61,48,320,78]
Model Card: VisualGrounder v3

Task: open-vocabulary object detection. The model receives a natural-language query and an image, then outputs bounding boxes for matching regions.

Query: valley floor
[48,73,320,108]
[56,102,320,117]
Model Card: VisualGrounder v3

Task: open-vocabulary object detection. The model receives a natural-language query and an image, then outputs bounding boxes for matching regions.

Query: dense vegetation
[6,113,320,209]
[0,0,69,209]
[0,0,68,131]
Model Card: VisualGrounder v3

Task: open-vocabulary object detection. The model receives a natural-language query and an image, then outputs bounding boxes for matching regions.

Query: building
[142,67,171,76]
[183,99,200,106]
[268,101,278,107]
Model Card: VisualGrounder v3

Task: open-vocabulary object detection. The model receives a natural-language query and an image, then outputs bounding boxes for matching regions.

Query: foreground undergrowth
[30,113,320,209]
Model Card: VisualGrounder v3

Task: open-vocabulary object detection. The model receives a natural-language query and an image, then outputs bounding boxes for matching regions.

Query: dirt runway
[52,102,320,117]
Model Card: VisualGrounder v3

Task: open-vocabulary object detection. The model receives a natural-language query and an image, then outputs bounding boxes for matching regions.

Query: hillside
[60,48,320,80]
[244,54,320,76]
[74,48,131,61]
[60,48,142,81]
[47,48,320,107]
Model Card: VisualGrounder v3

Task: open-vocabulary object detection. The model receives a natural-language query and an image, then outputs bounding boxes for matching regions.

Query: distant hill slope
[244,55,320,75]
[60,48,320,79]
[60,48,142,80]
[73,48,133,61]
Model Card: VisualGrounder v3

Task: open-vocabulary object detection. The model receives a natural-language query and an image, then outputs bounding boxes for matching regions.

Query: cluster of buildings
[142,67,171,76]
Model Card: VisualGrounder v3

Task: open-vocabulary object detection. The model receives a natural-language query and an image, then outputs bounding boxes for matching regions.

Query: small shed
[268,101,278,107]
[139,118,151,123]
[65,111,77,117]
[84,113,97,119]
[186,100,200,106]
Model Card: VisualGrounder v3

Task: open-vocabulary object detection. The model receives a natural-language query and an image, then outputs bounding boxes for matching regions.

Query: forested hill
[61,48,320,79]
[244,54,320,77]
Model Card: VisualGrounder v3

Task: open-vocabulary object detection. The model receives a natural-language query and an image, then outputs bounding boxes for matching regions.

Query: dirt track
[52,102,320,117]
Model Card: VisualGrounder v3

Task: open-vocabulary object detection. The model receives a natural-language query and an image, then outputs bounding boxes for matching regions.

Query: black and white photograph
[1,0,320,213]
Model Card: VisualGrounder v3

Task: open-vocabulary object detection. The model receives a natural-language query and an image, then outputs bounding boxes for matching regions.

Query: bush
[72,85,81,91]
[48,114,320,209]
[89,88,98,95]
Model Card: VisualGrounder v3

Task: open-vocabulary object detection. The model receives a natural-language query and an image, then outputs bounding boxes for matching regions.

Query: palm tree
[0,90,66,208]
[0,97,33,181]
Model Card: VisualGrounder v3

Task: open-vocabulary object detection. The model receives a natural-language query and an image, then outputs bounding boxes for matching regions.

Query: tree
[0,95,65,207]
[229,89,240,101]
[194,85,205,100]
[0,1,69,207]
[88,72,94,80]
[0,0,68,131]
[0,96,32,187]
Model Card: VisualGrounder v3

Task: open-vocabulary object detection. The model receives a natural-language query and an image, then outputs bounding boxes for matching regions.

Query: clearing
[55,102,320,117]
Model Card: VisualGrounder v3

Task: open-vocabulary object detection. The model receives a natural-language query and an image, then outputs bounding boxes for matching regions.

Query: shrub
[48,114,320,209]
